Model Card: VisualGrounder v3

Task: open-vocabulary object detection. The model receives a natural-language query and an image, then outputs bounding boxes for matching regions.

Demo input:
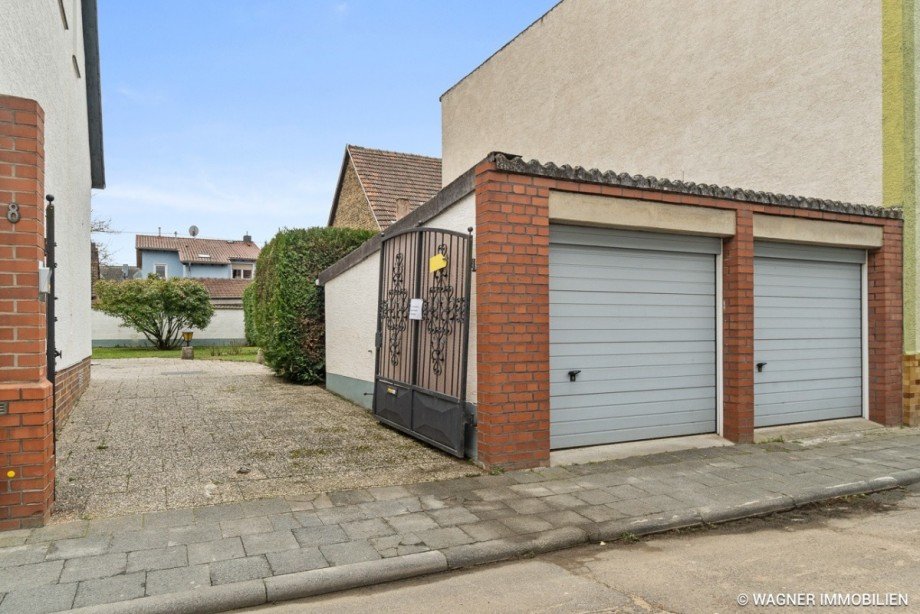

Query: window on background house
[155,264,167,278]
[232,264,254,279]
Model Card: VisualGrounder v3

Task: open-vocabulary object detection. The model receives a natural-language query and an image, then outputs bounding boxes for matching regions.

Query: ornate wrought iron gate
[373,227,473,457]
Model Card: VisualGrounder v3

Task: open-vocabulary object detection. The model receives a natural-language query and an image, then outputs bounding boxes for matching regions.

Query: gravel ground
[54,359,479,521]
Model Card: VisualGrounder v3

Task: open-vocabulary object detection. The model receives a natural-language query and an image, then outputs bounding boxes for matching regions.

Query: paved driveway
[54,359,478,521]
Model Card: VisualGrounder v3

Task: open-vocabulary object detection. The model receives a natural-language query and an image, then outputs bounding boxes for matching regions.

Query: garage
[549,225,720,449]
[321,154,903,469]
[754,242,865,427]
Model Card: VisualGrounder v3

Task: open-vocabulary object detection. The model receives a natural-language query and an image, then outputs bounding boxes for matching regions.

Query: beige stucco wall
[752,214,884,248]
[442,0,883,208]
[323,193,477,403]
[549,191,736,237]
[0,0,94,369]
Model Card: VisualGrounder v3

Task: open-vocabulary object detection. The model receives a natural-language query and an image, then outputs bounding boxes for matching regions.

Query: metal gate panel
[754,243,864,427]
[549,226,718,449]
[373,228,472,457]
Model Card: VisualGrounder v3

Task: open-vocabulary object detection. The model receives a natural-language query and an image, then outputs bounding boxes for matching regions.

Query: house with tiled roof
[328,145,442,231]
[94,235,258,349]
[135,233,260,280]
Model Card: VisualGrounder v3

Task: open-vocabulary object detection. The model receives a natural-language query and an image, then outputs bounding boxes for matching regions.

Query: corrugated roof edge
[317,166,476,285]
[318,151,902,285]
[489,152,902,219]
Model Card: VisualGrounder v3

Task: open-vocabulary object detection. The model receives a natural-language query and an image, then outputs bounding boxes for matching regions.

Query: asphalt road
[244,483,920,613]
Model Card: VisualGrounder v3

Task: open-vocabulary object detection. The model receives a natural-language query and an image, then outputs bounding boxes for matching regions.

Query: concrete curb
[69,580,267,614]
[442,527,587,569]
[263,551,448,602]
[68,471,920,614]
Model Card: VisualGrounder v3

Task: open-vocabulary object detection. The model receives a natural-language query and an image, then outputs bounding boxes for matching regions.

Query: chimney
[395,198,410,220]
[243,232,253,243]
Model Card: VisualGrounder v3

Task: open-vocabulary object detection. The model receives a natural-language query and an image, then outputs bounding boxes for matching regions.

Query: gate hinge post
[470,258,476,272]
[375,331,382,348]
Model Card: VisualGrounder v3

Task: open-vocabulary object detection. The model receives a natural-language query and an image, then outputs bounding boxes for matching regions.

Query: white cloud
[115,85,167,106]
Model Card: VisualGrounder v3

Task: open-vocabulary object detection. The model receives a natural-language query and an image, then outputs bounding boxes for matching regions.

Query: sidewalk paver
[2,427,920,612]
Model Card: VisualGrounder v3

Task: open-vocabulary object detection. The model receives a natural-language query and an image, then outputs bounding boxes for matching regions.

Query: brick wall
[54,356,90,433]
[904,355,920,426]
[868,224,903,425]
[474,165,551,469]
[0,95,55,528]
[722,210,755,442]
[473,159,903,470]
[331,160,380,231]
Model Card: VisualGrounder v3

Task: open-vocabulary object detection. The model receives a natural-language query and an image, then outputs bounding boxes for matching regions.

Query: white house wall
[92,309,247,346]
[441,0,883,207]
[0,0,94,370]
[324,251,380,407]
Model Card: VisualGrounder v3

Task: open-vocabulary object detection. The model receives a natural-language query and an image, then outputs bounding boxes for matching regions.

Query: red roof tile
[346,145,442,228]
[198,278,253,300]
[136,235,260,265]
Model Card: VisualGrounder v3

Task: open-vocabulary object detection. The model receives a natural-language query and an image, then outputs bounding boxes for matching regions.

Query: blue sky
[92,0,558,263]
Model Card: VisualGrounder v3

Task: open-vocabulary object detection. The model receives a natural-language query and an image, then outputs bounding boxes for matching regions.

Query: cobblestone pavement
[54,359,479,521]
[4,427,919,612]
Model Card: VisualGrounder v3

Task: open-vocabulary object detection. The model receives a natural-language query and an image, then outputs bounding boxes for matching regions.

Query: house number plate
[5,202,20,224]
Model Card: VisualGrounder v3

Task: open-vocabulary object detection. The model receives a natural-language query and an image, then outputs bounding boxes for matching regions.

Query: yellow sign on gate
[429,253,447,273]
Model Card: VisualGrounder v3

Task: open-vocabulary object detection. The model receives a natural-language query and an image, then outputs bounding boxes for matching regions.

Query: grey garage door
[754,242,865,428]
[549,226,719,449]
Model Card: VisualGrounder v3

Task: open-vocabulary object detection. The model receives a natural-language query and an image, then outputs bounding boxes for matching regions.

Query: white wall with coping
[92,309,247,346]
[324,252,380,385]
[441,0,882,207]
[0,0,94,370]
[324,193,477,405]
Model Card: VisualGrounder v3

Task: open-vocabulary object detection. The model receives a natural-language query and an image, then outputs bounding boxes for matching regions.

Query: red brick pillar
[0,95,54,529]
[868,222,903,425]
[474,165,551,469]
[722,209,754,442]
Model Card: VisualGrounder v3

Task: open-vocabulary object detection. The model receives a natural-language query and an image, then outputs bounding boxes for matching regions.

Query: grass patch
[619,531,641,543]
[92,346,259,362]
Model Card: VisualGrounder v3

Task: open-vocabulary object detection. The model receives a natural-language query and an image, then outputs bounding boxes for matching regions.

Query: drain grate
[162,371,206,376]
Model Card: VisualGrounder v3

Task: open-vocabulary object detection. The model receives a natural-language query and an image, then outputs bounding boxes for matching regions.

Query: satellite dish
[189,225,199,237]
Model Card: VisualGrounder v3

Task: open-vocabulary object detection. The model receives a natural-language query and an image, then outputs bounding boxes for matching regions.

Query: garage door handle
[756,362,767,372]
[568,370,581,382]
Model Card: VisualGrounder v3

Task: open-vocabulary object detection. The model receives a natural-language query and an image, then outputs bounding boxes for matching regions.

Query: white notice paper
[408,298,423,320]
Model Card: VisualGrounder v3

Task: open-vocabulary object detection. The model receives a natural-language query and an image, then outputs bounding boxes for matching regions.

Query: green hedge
[245,227,375,383]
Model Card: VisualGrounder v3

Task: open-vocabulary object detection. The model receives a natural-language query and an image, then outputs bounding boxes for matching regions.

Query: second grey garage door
[550,226,719,449]
[754,242,864,427]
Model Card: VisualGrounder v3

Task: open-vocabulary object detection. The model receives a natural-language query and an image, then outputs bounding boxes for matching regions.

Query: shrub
[242,283,258,346]
[94,277,214,350]
[246,227,374,383]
